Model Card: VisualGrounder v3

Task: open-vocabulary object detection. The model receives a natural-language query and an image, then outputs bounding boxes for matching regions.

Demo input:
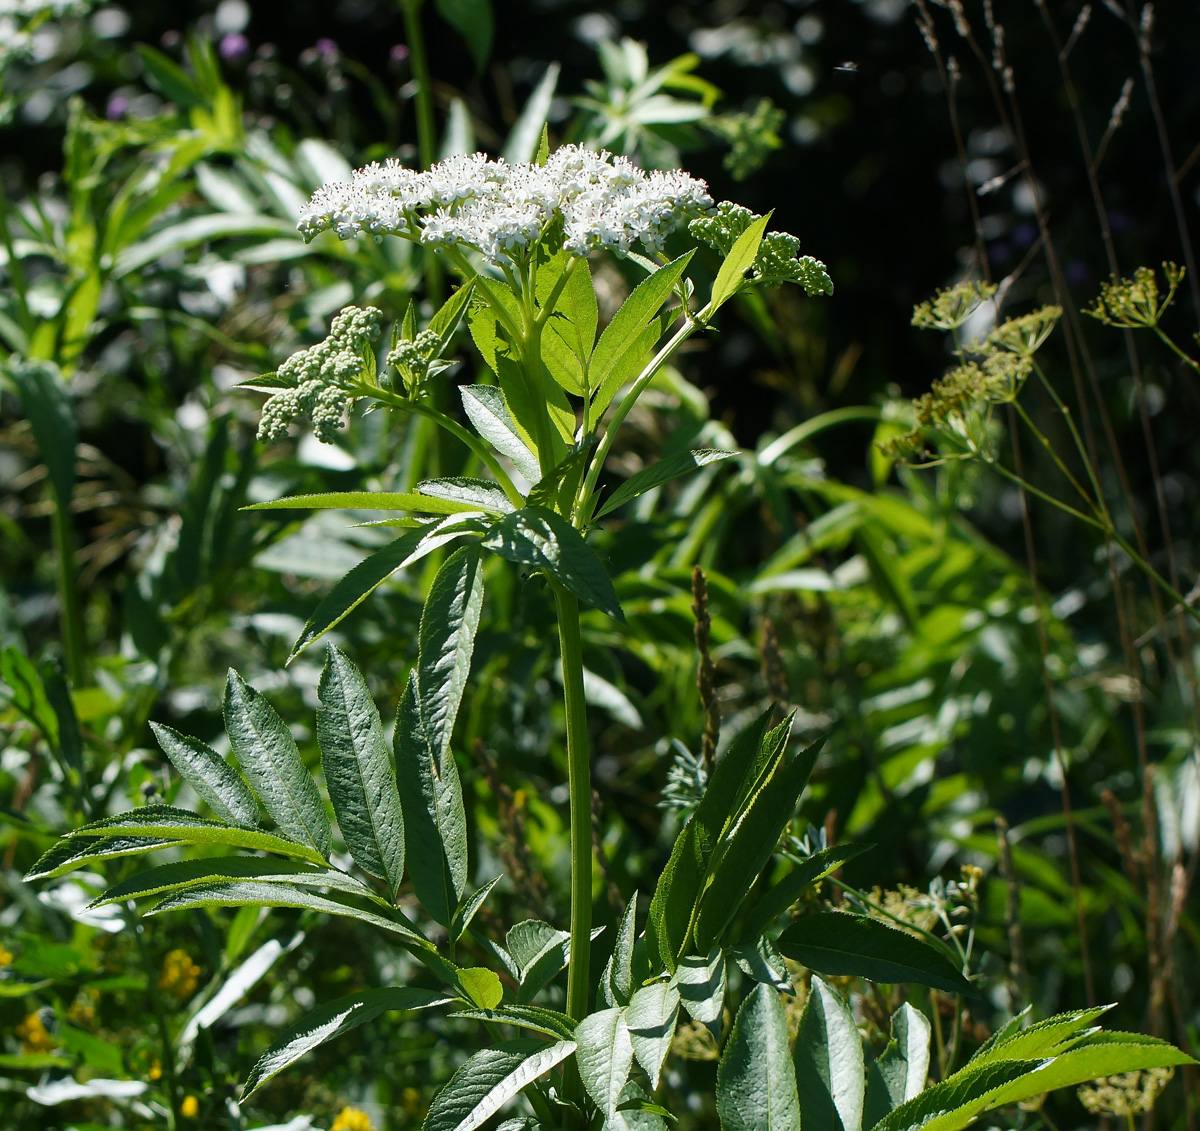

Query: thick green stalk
[554,586,593,1029]
[51,488,86,686]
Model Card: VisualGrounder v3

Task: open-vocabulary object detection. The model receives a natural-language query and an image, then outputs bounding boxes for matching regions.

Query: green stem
[576,315,700,524]
[1153,326,1200,374]
[554,586,593,1030]
[1010,400,1096,511]
[1029,360,1109,515]
[399,0,443,304]
[51,485,86,687]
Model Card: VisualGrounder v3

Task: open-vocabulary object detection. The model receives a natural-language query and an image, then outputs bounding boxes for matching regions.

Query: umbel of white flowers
[297,144,714,264]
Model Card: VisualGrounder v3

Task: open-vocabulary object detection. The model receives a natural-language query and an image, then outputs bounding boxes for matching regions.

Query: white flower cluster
[258,306,381,443]
[297,145,713,266]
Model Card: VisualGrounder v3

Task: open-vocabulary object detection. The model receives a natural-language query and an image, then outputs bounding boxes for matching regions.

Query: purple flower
[220,33,249,60]
[106,95,129,120]
[315,38,339,61]
[389,44,409,66]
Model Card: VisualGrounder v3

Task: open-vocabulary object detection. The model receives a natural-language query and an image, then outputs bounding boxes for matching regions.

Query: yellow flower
[331,1106,373,1131]
[400,1087,422,1119]
[16,1012,55,1053]
[158,949,201,999]
[180,1095,199,1118]
[148,1061,163,1081]
[0,945,13,966]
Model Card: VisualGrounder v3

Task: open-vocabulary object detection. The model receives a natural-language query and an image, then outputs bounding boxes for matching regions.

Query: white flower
[297,144,713,267]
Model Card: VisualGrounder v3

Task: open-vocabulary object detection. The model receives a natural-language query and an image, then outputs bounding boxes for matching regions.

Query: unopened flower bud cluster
[258,306,382,443]
[298,145,713,266]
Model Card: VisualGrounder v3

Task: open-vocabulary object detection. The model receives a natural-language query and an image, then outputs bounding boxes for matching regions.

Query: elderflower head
[298,145,713,267]
[259,306,382,443]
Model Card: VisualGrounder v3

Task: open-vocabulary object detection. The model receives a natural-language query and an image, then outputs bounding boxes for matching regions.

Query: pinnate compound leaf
[776,912,976,997]
[575,1006,634,1120]
[290,516,487,661]
[394,672,467,928]
[590,252,693,414]
[626,981,680,1090]
[460,384,541,482]
[26,835,179,881]
[146,880,426,945]
[225,670,331,859]
[716,982,800,1131]
[424,1039,577,1131]
[150,722,259,826]
[243,987,450,1096]
[597,450,739,518]
[317,648,406,897]
[483,506,623,621]
[417,545,485,769]
[793,977,865,1131]
[65,806,325,865]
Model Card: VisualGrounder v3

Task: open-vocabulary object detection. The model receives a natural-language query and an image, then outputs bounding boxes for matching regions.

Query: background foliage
[2,1,1198,1129]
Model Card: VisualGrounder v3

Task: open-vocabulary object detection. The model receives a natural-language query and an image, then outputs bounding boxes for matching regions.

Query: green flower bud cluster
[387,328,441,394]
[258,306,382,444]
[689,201,834,296]
[1084,262,1184,329]
[1077,1067,1174,1117]
[710,98,785,182]
[911,280,997,331]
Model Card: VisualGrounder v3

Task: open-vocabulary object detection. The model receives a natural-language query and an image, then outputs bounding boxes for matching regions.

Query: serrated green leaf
[506,919,571,1003]
[776,913,976,997]
[868,1061,1052,1131]
[716,982,800,1131]
[626,980,679,1090]
[576,1006,634,1120]
[968,1005,1110,1066]
[417,545,485,771]
[729,935,794,994]
[708,213,770,315]
[693,728,822,951]
[739,843,871,942]
[150,721,259,827]
[424,1039,577,1131]
[64,806,325,865]
[452,876,501,941]
[317,648,406,897]
[590,253,693,416]
[88,856,371,908]
[146,879,426,945]
[794,977,865,1131]
[289,515,486,661]
[597,450,739,518]
[674,948,725,1028]
[418,478,514,514]
[452,1004,576,1040]
[225,670,331,859]
[460,384,541,482]
[244,492,482,514]
[26,835,178,881]
[864,1003,931,1127]
[394,671,467,928]
[604,894,638,1007]
[243,987,451,1096]
[482,506,624,621]
[428,277,479,344]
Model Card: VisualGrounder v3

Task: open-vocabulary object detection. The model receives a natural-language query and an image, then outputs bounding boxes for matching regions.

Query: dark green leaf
[317,648,406,897]
[604,894,638,1007]
[716,982,800,1131]
[243,987,451,1096]
[597,450,739,518]
[424,1039,577,1131]
[435,0,493,71]
[575,1006,634,1120]
[793,977,864,1131]
[9,361,76,515]
[739,843,871,942]
[452,875,501,941]
[863,1002,931,1127]
[428,278,478,346]
[38,659,83,780]
[417,545,485,770]
[26,836,179,881]
[394,672,467,928]
[482,506,624,621]
[451,1004,575,1040]
[225,670,331,859]
[64,806,325,864]
[776,913,977,997]
[150,722,259,827]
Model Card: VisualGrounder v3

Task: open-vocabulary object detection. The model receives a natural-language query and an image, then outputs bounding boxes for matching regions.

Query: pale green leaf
[626,981,679,1090]
[794,977,865,1131]
[576,1006,634,1120]
[716,982,800,1131]
[708,213,770,314]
